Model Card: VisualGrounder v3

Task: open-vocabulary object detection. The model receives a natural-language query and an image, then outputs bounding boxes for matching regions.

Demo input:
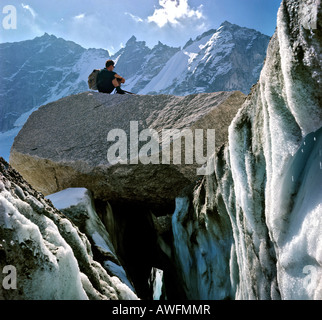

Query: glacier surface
[0,159,138,300]
[171,0,322,300]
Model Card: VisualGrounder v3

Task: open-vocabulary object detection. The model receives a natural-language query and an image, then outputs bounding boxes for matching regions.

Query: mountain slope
[115,36,180,93]
[136,22,270,95]
[0,33,109,133]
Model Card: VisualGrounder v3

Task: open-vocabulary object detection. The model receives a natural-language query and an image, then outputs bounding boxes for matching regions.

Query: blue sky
[0,0,281,54]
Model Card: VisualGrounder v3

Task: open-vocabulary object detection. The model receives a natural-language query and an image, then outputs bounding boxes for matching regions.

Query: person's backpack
[88,69,100,90]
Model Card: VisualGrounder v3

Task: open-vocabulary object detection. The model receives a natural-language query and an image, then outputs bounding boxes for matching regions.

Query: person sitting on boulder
[97,60,126,94]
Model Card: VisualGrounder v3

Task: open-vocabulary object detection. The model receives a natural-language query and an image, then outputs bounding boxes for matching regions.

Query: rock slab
[10,91,245,205]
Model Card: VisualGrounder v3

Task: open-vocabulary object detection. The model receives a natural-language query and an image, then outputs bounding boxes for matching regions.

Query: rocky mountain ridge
[0,33,108,132]
[136,21,270,95]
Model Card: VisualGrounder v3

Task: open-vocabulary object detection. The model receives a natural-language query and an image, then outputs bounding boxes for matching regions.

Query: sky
[0,0,281,54]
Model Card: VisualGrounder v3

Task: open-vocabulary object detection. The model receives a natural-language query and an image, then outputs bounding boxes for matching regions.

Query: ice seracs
[171,0,322,300]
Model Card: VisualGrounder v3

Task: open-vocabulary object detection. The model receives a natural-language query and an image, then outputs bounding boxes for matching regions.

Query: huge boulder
[10,91,245,207]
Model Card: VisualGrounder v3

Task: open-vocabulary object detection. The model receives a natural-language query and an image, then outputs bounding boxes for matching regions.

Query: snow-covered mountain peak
[137,22,270,95]
[0,33,108,133]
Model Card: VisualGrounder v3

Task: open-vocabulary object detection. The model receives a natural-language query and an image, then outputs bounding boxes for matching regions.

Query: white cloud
[21,3,37,18]
[125,12,143,23]
[74,13,85,20]
[147,0,204,28]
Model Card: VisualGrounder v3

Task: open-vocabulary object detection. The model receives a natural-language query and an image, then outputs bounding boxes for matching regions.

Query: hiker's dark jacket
[97,68,117,93]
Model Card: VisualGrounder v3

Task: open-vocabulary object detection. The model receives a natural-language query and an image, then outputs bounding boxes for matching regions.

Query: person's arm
[115,74,125,84]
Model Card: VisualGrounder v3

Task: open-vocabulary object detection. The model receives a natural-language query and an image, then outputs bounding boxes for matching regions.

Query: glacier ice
[47,187,136,293]
[149,267,164,300]
[171,0,322,300]
[0,187,88,300]
[0,160,138,300]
